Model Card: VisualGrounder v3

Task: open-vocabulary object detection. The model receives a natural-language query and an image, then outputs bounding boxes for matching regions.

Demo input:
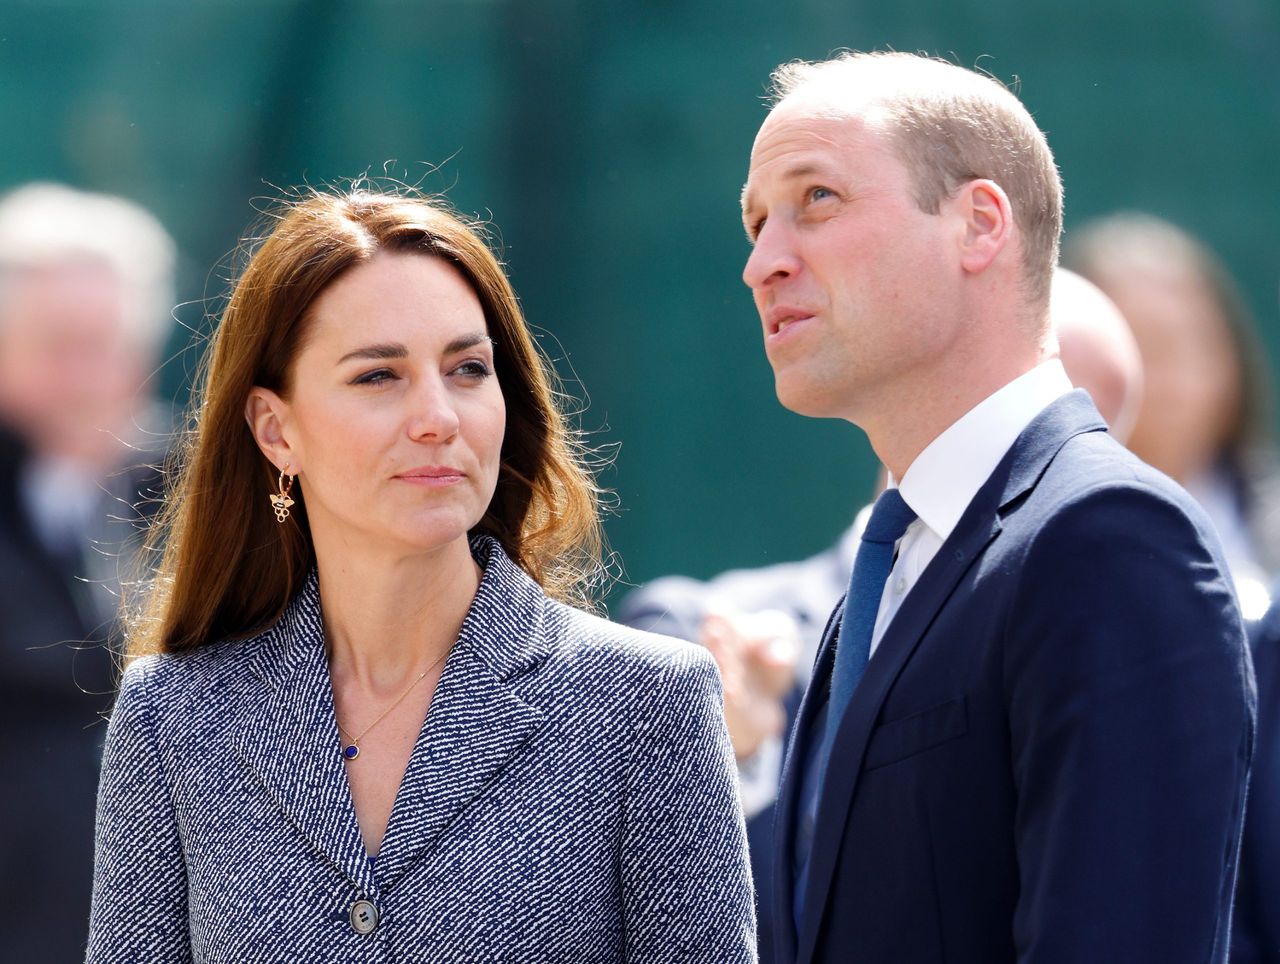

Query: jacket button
[349,899,379,935]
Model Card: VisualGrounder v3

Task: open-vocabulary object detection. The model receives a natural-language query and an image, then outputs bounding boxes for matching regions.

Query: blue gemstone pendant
[343,744,360,761]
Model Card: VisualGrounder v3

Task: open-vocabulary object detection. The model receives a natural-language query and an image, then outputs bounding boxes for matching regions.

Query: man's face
[0,262,143,465]
[741,97,962,423]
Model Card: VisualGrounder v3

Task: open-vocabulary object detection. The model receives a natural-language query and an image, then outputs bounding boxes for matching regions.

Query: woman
[87,188,755,962]
[1066,213,1280,618]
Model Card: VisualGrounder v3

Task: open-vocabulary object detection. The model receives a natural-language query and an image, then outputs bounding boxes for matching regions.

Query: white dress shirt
[869,360,1074,657]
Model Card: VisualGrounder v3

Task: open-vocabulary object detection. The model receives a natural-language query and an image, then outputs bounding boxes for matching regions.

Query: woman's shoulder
[535,602,731,768]
[116,627,276,725]
[541,599,719,689]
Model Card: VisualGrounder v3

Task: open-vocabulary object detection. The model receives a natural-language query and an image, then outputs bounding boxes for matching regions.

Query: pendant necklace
[336,647,451,762]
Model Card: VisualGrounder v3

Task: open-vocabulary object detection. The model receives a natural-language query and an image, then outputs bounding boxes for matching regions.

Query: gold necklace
[336,647,451,762]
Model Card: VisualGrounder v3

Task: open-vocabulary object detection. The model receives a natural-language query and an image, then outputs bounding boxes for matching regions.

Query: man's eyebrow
[741,162,832,218]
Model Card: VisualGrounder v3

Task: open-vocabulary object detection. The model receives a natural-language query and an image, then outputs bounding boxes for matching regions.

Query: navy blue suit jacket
[775,392,1256,964]
[1233,602,1280,961]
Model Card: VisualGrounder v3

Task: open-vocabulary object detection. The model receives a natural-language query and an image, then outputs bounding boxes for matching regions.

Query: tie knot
[862,488,917,545]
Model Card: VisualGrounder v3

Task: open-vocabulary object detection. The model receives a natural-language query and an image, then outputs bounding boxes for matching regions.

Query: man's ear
[245,387,296,473]
[952,178,1013,276]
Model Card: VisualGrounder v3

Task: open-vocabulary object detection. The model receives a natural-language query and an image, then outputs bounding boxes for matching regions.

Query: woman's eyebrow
[337,342,408,364]
[443,332,493,355]
[336,333,491,365]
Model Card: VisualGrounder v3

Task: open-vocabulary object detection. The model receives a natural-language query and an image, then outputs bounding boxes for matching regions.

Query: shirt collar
[893,360,1074,543]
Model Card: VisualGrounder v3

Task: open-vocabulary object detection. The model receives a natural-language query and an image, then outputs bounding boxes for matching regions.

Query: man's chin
[773,375,849,421]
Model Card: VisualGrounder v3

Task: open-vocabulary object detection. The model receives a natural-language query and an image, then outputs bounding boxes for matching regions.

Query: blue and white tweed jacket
[87,538,756,963]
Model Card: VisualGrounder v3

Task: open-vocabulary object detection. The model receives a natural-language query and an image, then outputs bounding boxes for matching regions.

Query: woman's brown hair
[126,187,605,657]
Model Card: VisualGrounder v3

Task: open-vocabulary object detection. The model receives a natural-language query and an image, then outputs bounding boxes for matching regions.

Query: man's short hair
[0,182,176,355]
[769,51,1063,310]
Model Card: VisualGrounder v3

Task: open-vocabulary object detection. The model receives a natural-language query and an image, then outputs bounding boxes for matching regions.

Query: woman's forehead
[303,252,487,350]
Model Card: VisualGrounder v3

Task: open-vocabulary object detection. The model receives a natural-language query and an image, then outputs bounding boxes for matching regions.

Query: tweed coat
[87,537,756,963]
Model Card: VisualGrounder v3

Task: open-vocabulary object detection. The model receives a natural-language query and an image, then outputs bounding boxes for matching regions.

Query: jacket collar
[782,391,1107,963]
[243,535,553,691]
[896,359,1074,544]
[232,535,550,897]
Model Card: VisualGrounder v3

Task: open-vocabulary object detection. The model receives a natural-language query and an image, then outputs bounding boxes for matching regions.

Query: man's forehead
[741,102,889,210]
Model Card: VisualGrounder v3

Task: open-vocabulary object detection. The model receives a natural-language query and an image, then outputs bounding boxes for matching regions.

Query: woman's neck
[315,535,481,695]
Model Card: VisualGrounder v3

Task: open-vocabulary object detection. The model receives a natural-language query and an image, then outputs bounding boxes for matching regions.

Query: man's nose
[742,220,800,291]
[407,378,461,442]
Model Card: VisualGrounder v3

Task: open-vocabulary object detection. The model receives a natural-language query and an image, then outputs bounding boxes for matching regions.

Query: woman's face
[253,251,506,559]
[1100,267,1240,483]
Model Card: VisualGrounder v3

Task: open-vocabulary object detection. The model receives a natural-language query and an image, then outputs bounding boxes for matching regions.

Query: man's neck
[864,351,1053,481]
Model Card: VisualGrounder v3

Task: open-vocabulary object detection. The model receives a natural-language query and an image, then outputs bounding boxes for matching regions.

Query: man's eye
[809,187,835,202]
[352,368,396,386]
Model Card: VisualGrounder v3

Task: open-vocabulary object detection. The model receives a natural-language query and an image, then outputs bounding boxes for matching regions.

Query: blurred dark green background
[3,0,1277,604]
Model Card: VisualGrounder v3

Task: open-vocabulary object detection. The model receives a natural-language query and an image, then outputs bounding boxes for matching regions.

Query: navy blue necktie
[827,488,918,728]
[792,488,918,930]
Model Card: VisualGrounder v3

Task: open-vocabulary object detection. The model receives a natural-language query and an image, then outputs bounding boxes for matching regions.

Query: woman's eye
[352,368,396,386]
[808,186,835,203]
[452,359,492,379]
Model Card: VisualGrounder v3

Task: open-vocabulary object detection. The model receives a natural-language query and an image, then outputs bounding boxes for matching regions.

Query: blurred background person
[1067,213,1280,618]
[619,265,1143,961]
[0,183,175,964]
[1053,266,1144,445]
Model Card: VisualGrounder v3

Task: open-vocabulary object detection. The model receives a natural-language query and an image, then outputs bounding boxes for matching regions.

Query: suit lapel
[233,574,374,896]
[793,391,1108,963]
[773,603,841,963]
[794,513,1000,963]
[373,538,549,890]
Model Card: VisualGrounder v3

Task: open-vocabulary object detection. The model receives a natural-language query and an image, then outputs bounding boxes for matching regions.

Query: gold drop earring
[270,465,295,523]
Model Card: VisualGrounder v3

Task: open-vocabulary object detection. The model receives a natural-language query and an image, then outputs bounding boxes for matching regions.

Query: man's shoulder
[994,431,1233,605]
[1023,429,1206,531]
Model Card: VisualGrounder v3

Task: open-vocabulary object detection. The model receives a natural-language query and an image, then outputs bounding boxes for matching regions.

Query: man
[618,265,1145,962]
[0,182,175,963]
[739,52,1253,963]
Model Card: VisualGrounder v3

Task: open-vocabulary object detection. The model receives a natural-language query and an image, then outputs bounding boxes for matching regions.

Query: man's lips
[764,306,817,341]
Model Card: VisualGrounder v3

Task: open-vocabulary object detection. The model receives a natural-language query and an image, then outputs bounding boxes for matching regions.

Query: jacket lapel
[773,603,841,963]
[229,536,556,898]
[373,539,549,890]
[794,391,1107,963]
[794,514,1000,963]
[232,573,375,896]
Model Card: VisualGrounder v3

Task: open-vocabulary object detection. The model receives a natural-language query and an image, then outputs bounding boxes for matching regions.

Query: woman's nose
[406,378,460,442]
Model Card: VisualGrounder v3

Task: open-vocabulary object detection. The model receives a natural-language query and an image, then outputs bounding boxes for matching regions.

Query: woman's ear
[952,178,1013,276]
[245,387,296,472]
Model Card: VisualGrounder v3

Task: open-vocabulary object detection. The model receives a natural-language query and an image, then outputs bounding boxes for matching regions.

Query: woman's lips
[395,467,466,487]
